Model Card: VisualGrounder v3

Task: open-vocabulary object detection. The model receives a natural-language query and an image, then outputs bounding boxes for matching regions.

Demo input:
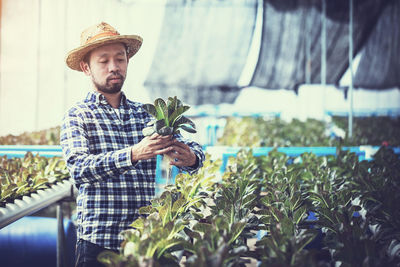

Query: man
[61,22,204,267]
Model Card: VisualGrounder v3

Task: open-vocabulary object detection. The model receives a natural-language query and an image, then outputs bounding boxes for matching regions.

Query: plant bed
[96,146,400,266]
[217,116,400,147]
[0,127,60,145]
[0,152,70,206]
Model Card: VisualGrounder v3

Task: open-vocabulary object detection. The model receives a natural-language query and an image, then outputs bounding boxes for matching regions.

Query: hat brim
[65,35,143,71]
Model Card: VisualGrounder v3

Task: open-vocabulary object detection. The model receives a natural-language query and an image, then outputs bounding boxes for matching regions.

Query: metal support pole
[305,8,311,84]
[57,202,68,267]
[348,0,354,138]
[321,0,327,85]
[321,0,327,114]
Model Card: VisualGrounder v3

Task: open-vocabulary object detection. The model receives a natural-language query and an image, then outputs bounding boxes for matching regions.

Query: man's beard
[93,73,125,94]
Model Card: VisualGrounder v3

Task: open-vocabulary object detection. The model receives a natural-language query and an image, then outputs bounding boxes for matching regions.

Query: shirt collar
[85,91,128,106]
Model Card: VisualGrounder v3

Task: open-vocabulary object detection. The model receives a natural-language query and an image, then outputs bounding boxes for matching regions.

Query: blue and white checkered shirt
[60,91,204,250]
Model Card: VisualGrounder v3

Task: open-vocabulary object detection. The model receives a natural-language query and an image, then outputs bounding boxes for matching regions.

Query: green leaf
[31,178,48,190]
[154,98,168,122]
[156,238,183,259]
[172,115,194,129]
[97,250,122,266]
[172,197,186,213]
[193,222,213,234]
[308,191,330,209]
[154,119,166,132]
[139,205,156,214]
[167,96,178,117]
[176,98,183,108]
[179,125,197,134]
[142,104,157,118]
[184,227,202,240]
[130,217,145,230]
[169,106,190,126]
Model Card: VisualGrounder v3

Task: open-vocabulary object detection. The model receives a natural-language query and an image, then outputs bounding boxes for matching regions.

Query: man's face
[80,43,128,94]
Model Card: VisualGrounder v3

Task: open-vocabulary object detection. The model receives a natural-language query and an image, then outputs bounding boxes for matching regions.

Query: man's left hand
[165,140,198,168]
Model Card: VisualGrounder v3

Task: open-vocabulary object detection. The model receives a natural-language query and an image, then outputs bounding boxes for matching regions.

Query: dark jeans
[75,239,118,267]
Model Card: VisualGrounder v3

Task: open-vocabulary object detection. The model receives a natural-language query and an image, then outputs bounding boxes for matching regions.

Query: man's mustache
[107,73,124,81]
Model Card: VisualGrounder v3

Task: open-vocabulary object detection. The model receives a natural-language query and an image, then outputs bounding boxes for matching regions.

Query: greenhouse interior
[1,0,400,266]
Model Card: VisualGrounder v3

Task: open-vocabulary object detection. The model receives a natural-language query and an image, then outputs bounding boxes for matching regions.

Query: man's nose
[108,59,120,72]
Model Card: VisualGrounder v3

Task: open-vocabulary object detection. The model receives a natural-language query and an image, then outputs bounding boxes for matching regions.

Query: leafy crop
[0,127,60,145]
[332,116,400,146]
[142,97,196,136]
[99,147,400,266]
[218,116,400,147]
[0,152,70,206]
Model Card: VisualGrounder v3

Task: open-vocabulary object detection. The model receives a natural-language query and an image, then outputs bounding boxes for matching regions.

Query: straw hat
[66,22,143,71]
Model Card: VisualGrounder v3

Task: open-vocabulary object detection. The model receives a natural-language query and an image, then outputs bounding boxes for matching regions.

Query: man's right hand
[130,134,174,162]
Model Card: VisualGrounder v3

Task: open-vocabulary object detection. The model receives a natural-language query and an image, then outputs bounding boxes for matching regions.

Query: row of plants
[98,146,400,266]
[2,116,398,147]
[218,116,400,147]
[0,152,70,206]
[0,126,60,145]
[331,116,400,146]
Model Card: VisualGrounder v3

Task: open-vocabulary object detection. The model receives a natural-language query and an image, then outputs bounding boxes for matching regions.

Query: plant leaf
[172,116,195,129]
[180,125,197,134]
[169,106,190,126]
[142,104,157,118]
[167,96,178,117]
[154,119,166,132]
[154,98,168,122]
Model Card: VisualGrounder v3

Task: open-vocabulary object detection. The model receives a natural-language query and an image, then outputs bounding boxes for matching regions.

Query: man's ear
[80,61,91,76]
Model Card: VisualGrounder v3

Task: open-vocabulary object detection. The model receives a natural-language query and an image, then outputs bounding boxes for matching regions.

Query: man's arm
[60,109,135,185]
[61,109,174,185]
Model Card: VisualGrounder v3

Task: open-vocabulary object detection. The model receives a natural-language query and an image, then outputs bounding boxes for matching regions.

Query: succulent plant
[142,96,196,136]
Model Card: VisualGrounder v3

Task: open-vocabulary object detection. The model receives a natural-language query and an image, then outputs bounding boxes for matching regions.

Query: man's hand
[131,134,174,162]
[165,140,198,168]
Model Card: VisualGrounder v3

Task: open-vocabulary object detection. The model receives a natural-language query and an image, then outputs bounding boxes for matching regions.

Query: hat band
[85,32,119,44]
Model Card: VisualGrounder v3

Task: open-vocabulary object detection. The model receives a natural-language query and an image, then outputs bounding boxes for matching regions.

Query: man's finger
[155,146,174,155]
[172,140,192,150]
[150,138,174,147]
[169,144,190,155]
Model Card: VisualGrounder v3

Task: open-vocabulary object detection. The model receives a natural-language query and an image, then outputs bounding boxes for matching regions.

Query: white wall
[0,0,165,135]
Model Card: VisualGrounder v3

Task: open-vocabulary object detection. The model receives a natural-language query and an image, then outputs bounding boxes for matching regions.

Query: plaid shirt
[60,91,204,250]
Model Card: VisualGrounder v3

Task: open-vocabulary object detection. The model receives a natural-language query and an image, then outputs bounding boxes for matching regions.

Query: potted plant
[142,96,197,185]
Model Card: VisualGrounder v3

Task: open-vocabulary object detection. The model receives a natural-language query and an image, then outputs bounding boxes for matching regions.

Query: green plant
[183,217,249,267]
[218,116,400,147]
[0,126,60,145]
[142,97,196,136]
[99,146,400,266]
[98,157,223,267]
[218,117,336,147]
[0,152,70,206]
[332,116,400,146]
